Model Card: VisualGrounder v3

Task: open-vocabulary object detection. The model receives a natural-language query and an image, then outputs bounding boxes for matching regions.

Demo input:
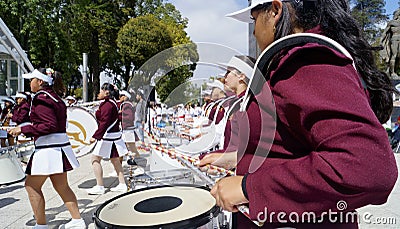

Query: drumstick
[144,129,235,175]
[176,155,264,227]
[149,143,235,176]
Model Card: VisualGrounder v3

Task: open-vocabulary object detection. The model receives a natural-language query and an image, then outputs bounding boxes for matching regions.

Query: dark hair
[37,68,66,97]
[101,83,119,99]
[251,0,395,123]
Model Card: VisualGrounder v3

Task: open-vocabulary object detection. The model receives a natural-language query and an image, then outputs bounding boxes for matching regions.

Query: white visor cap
[65,96,76,101]
[226,0,275,23]
[120,90,131,99]
[22,69,53,85]
[219,56,254,82]
[207,80,225,92]
[15,93,27,99]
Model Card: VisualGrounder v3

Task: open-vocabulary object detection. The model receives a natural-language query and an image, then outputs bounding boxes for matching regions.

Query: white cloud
[169,0,249,55]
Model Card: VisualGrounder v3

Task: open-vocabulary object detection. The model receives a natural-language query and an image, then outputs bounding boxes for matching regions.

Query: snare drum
[0,147,25,185]
[133,169,194,189]
[93,185,220,229]
[67,107,98,157]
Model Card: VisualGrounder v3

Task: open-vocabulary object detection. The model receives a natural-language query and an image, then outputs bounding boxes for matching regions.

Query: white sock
[70,218,83,223]
[34,224,48,229]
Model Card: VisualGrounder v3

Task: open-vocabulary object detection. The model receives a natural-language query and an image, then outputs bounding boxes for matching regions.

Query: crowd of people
[3,0,400,228]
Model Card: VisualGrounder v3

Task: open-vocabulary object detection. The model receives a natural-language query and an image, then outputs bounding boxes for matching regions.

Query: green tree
[0,0,195,101]
[351,0,388,43]
[117,14,174,88]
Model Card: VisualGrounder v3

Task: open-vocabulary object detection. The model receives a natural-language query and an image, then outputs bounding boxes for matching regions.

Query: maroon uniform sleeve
[242,45,398,222]
[21,95,58,137]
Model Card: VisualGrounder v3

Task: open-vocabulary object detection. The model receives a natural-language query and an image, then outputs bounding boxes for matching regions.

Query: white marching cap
[207,80,225,92]
[218,56,254,81]
[65,96,76,101]
[120,90,131,99]
[22,69,53,85]
[15,93,27,100]
[226,0,276,23]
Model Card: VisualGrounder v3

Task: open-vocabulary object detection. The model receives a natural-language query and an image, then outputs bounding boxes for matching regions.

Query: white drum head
[67,107,98,157]
[94,185,219,228]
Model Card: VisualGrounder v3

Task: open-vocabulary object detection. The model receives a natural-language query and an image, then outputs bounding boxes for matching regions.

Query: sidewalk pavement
[0,151,399,228]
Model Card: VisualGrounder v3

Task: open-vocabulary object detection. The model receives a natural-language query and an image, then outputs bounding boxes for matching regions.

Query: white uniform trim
[32,90,59,102]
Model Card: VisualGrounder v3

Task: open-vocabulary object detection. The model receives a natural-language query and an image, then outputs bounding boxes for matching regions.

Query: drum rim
[67,106,97,120]
[93,184,220,229]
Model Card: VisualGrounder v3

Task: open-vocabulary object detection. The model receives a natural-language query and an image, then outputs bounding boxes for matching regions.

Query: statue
[381,9,400,78]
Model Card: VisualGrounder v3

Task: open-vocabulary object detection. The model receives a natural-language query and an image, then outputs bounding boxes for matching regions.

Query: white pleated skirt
[92,132,128,158]
[27,133,80,175]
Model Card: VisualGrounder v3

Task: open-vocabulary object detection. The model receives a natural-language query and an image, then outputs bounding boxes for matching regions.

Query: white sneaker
[86,185,105,195]
[58,218,86,229]
[110,183,127,192]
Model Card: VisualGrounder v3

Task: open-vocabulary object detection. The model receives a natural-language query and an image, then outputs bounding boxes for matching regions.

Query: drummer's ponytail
[52,71,66,97]
[37,68,66,97]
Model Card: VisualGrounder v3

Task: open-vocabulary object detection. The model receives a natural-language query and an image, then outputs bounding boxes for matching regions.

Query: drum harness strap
[240,33,366,112]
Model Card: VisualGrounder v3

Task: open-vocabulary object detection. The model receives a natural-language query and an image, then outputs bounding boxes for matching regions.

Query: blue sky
[169,1,400,53]
[167,0,400,78]
[386,1,399,18]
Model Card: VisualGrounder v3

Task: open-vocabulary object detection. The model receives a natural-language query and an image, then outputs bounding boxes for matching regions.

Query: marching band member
[65,95,77,107]
[201,1,398,228]
[9,92,31,143]
[10,92,31,125]
[199,55,256,164]
[86,83,128,195]
[9,68,85,229]
[1,97,16,147]
[119,90,138,155]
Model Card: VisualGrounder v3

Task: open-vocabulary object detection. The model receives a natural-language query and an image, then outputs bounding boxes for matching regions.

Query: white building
[0,18,34,96]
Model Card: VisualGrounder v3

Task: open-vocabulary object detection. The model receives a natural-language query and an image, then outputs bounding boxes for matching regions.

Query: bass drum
[67,107,98,157]
[93,184,220,229]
